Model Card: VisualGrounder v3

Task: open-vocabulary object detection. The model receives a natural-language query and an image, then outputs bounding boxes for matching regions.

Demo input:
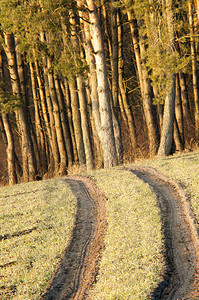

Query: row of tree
[0,0,198,185]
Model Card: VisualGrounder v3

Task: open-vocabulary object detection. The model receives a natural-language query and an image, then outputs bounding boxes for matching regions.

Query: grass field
[0,179,76,299]
[1,151,199,299]
[88,169,164,300]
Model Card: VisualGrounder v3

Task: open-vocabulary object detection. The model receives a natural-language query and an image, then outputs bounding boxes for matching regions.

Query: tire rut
[127,166,199,300]
[40,176,106,300]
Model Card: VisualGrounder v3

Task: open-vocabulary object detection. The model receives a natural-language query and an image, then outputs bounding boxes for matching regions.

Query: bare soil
[40,167,199,300]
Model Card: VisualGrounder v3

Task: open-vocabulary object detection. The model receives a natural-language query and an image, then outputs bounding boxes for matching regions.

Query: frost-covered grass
[138,151,199,223]
[88,169,164,300]
[0,179,76,299]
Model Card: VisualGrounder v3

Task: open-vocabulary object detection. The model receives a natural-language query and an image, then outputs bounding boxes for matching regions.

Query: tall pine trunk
[86,0,118,168]
[2,113,17,185]
[157,0,176,157]
[188,0,199,139]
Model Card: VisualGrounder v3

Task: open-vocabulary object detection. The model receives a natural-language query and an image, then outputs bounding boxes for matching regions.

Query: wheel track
[40,176,106,300]
[127,166,199,299]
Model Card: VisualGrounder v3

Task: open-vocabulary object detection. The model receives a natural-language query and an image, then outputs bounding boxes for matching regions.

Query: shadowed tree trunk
[2,113,17,185]
[70,9,94,170]
[127,10,159,156]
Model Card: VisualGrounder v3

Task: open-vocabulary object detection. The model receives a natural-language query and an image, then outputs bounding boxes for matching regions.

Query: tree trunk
[63,78,78,163]
[118,12,137,151]
[188,0,199,139]
[86,0,118,168]
[157,0,176,157]
[30,61,48,172]
[127,11,159,156]
[158,75,176,156]
[175,73,185,148]
[69,10,94,170]
[54,75,74,168]
[2,113,17,185]
[111,1,119,112]
[40,33,61,174]
[179,71,193,134]
[68,78,86,165]
[46,55,67,175]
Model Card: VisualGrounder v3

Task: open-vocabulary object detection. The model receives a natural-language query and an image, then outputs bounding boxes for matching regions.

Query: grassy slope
[137,151,199,223]
[1,151,199,299]
[0,179,76,299]
[88,169,164,300]
[88,152,199,299]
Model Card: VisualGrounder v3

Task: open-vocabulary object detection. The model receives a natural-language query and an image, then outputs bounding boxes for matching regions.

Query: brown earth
[40,167,199,299]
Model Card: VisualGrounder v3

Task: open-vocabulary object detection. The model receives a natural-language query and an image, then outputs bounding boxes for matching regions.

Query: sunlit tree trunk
[86,0,118,168]
[188,0,199,139]
[157,0,176,157]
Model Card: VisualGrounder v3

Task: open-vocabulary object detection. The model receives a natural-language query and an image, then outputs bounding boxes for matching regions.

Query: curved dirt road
[40,176,106,300]
[40,168,199,299]
[128,166,199,299]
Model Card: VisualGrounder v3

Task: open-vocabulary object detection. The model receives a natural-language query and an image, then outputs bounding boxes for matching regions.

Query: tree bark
[175,73,185,148]
[127,11,159,156]
[118,12,137,151]
[68,78,86,165]
[54,75,73,168]
[157,0,176,157]
[188,0,199,139]
[2,113,17,185]
[70,10,94,170]
[86,0,118,168]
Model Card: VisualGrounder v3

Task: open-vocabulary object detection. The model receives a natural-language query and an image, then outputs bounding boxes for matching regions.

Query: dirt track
[40,168,199,299]
[129,166,199,299]
[40,176,106,300]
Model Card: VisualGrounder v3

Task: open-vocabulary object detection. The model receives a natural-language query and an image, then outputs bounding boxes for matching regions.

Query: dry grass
[0,178,76,299]
[2,151,198,299]
[87,168,164,300]
[137,151,199,224]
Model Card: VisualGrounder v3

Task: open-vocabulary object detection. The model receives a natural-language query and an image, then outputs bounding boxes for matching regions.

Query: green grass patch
[137,151,199,224]
[88,169,164,300]
[0,178,76,299]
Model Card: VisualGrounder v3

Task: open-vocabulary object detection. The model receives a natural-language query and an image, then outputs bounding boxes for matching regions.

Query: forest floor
[39,167,199,300]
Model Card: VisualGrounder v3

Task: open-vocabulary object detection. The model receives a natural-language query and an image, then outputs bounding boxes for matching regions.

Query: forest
[0,0,198,185]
